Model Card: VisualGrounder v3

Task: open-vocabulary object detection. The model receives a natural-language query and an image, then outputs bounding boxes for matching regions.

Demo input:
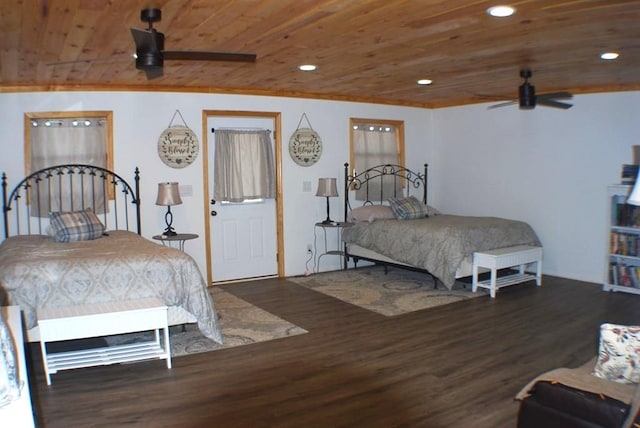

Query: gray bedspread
[343,215,542,289]
[0,231,222,343]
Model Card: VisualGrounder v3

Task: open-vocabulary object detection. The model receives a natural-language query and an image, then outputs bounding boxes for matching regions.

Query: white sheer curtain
[353,124,400,201]
[29,118,107,215]
[213,129,275,202]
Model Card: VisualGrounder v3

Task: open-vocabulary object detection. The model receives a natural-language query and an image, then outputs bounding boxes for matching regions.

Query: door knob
[211,210,217,216]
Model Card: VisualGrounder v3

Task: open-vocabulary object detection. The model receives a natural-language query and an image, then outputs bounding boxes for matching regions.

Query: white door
[207,116,278,282]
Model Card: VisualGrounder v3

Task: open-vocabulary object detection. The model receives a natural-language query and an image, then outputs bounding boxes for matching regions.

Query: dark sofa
[516,359,640,428]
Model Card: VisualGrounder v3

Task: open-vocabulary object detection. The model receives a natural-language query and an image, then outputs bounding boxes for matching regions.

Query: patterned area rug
[106,287,307,357]
[289,266,484,316]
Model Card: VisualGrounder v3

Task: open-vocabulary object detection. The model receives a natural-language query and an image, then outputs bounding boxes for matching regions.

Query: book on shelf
[614,203,640,228]
[609,262,640,288]
[611,232,640,256]
[622,164,639,185]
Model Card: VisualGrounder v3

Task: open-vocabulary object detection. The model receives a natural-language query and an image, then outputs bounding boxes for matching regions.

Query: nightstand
[152,233,199,251]
[314,222,351,272]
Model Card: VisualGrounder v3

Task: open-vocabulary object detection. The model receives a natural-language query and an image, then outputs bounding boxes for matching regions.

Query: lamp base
[320,219,334,225]
[162,206,177,236]
[162,228,177,236]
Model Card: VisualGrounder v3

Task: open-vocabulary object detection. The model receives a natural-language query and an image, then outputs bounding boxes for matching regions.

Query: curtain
[353,125,401,201]
[214,129,275,202]
[29,118,107,216]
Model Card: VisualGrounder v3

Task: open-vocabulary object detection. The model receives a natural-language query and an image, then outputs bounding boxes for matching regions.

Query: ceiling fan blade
[130,28,159,52]
[488,100,518,109]
[537,98,573,109]
[475,93,512,100]
[538,92,573,100]
[144,67,163,80]
[162,50,257,63]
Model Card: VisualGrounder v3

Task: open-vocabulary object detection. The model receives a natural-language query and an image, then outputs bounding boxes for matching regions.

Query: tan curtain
[353,125,400,201]
[29,118,107,216]
[213,129,275,202]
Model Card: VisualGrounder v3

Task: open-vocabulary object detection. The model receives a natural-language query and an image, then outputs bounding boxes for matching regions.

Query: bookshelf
[604,184,640,294]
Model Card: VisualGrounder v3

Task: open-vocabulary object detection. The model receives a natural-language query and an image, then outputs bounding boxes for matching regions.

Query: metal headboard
[343,162,428,221]
[2,164,141,238]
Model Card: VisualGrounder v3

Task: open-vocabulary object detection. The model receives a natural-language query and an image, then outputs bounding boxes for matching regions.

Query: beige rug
[106,287,307,357]
[289,266,484,316]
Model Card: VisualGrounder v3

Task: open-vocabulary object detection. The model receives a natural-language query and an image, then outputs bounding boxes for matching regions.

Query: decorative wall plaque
[288,113,322,167]
[157,110,199,169]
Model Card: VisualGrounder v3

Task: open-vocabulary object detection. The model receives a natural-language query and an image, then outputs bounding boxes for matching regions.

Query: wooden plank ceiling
[1,0,639,108]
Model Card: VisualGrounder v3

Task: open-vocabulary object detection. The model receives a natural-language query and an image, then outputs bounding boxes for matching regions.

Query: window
[25,111,113,173]
[213,129,275,203]
[24,111,114,215]
[349,118,405,200]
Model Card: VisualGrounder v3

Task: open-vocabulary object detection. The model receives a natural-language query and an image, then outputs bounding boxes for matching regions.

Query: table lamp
[628,171,640,205]
[156,182,182,236]
[316,178,339,224]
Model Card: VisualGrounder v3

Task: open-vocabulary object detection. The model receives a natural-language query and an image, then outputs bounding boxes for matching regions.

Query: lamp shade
[316,178,339,197]
[628,173,640,206]
[155,182,183,206]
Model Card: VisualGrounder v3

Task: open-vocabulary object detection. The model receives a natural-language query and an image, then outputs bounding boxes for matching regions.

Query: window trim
[24,110,114,176]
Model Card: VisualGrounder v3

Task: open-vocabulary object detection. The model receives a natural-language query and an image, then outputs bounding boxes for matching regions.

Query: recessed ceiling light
[487,5,516,17]
[600,52,619,60]
[417,79,433,85]
[298,64,317,71]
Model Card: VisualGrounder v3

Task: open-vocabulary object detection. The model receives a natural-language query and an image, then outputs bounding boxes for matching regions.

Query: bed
[0,164,222,344]
[342,163,542,289]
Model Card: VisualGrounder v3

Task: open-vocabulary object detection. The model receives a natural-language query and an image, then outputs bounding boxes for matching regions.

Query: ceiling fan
[131,8,257,80]
[488,69,573,110]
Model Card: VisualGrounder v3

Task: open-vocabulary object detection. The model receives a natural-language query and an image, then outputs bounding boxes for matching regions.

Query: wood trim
[7,85,640,109]
[0,84,436,108]
[201,110,283,285]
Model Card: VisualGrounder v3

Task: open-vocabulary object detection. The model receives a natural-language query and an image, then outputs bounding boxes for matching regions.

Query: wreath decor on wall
[288,113,322,167]
[157,110,199,168]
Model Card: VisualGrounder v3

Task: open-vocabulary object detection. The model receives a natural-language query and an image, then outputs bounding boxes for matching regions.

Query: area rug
[105,287,307,357]
[289,266,484,316]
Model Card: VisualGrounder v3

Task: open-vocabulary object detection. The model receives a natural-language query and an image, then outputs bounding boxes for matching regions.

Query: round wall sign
[289,128,322,167]
[157,125,199,168]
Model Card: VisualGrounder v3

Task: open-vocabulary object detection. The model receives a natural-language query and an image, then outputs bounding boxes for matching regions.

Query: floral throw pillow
[592,323,640,384]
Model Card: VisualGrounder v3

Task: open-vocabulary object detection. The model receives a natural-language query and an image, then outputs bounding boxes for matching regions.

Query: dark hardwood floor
[26,273,639,427]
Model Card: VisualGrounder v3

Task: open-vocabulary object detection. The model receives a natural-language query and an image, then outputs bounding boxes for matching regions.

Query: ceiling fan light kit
[518,80,535,110]
[131,8,257,80]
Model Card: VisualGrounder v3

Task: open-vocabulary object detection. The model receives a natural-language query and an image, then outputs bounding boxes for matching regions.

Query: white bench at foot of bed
[37,298,171,385]
[472,245,543,298]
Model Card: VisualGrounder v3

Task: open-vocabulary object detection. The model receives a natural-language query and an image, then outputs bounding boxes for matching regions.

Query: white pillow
[347,205,395,223]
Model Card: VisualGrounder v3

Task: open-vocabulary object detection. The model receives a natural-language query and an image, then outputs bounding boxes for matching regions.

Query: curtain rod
[211,127,271,133]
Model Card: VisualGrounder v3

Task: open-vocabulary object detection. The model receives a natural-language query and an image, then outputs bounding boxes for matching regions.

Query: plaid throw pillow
[388,196,428,220]
[49,209,105,242]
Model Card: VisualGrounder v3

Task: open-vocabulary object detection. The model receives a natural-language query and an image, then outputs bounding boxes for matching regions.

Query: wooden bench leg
[490,268,497,298]
[472,263,479,293]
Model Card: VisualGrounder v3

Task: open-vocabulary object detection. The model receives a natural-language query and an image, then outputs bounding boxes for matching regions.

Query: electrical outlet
[306,244,313,254]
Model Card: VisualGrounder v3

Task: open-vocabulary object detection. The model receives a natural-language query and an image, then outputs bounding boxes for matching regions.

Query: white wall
[3,90,638,285]
[0,92,431,280]
[430,91,640,283]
